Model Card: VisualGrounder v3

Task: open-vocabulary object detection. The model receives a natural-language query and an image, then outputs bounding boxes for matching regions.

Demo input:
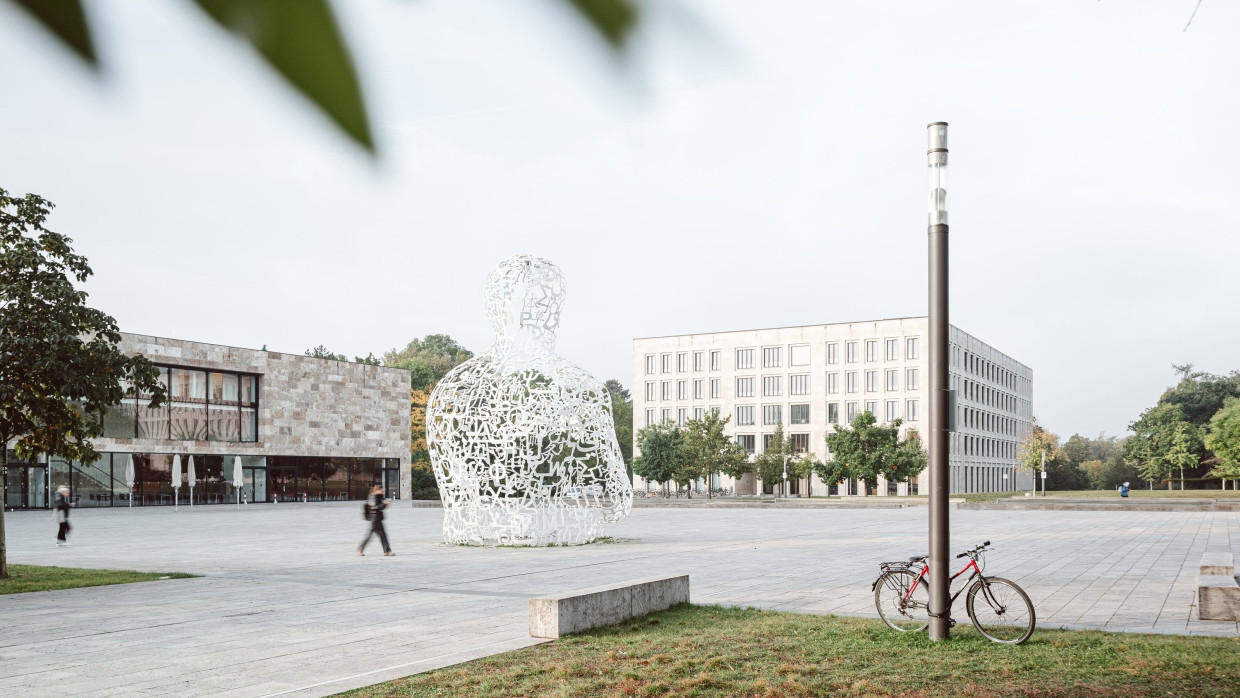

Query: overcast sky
[2,1,1237,439]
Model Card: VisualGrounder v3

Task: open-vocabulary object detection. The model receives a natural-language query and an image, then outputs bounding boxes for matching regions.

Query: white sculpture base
[443,498,618,546]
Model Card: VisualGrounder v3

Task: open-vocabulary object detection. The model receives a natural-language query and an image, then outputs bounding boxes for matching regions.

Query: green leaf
[192,0,374,152]
[9,0,96,66]
[563,0,638,49]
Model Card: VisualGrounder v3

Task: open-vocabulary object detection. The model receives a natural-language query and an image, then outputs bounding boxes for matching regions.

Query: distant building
[631,317,1033,496]
[3,332,410,509]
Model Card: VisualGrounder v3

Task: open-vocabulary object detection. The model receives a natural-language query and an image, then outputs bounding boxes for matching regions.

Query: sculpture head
[484,255,566,349]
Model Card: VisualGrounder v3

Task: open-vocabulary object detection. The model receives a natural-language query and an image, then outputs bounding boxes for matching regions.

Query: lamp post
[1041,449,1046,497]
[926,121,951,641]
[782,450,788,499]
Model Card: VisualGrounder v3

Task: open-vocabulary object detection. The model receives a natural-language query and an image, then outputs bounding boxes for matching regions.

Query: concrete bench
[529,575,690,639]
[1197,552,1240,622]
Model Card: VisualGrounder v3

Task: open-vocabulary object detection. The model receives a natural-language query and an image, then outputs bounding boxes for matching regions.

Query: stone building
[631,316,1033,496]
[3,333,411,509]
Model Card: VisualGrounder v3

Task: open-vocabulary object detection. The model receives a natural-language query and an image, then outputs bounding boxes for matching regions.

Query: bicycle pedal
[948,618,957,628]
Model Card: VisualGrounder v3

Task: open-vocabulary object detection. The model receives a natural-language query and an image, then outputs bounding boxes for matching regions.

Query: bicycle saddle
[908,555,928,563]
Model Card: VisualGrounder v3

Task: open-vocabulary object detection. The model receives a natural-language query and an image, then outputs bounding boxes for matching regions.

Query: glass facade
[106,364,259,443]
[5,453,400,508]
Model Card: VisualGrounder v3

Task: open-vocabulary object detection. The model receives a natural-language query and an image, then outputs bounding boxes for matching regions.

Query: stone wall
[91,333,413,498]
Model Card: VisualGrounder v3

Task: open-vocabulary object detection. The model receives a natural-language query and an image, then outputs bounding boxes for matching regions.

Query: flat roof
[632,315,927,341]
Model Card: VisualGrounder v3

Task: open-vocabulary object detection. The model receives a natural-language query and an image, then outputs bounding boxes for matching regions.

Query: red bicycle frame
[906,557,981,605]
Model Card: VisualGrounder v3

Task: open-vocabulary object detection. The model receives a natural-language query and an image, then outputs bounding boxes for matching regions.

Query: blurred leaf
[564,0,638,49]
[9,0,96,66]
[192,0,374,152]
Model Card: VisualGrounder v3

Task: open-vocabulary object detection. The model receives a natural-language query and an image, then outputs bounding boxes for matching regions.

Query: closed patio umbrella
[172,454,182,511]
[187,455,197,507]
[125,454,135,508]
[232,456,243,508]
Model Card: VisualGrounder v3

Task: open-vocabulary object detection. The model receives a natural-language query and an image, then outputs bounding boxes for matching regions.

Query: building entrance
[4,464,48,509]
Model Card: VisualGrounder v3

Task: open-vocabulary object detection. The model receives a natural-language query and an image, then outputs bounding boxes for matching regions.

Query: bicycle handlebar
[955,540,992,558]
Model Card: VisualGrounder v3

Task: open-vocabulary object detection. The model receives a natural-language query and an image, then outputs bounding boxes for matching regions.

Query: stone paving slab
[1,502,1237,696]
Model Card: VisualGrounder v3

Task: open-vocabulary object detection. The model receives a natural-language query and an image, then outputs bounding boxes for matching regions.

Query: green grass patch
[340,604,1240,698]
[0,565,195,595]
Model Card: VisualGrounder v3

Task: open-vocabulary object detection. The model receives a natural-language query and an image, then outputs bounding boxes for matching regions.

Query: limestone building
[3,332,411,509]
[631,317,1033,496]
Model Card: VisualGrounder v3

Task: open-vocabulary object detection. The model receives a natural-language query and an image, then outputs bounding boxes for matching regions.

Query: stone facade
[91,333,412,498]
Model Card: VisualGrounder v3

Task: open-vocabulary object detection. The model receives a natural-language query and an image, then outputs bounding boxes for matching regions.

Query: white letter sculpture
[426,255,632,545]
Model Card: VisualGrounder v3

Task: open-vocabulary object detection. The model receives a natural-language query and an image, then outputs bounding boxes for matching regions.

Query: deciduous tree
[1205,398,1240,490]
[753,423,794,497]
[680,411,746,498]
[1,188,166,578]
[603,379,633,475]
[824,412,926,495]
[632,420,682,494]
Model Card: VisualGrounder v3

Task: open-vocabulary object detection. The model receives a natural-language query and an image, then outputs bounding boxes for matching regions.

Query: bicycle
[872,540,1036,644]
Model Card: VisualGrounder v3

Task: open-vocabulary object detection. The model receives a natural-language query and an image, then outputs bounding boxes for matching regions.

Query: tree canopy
[603,379,633,473]
[680,411,748,494]
[1205,397,1240,487]
[632,420,683,492]
[1,188,167,578]
[384,334,474,392]
[823,411,926,494]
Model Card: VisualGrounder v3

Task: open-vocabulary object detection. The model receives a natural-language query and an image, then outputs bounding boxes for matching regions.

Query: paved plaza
[1,502,1237,696]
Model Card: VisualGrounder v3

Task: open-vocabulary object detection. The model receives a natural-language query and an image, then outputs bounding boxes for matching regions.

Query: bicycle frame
[906,558,982,608]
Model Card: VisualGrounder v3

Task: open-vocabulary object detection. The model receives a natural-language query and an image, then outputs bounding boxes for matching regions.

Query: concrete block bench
[1197,552,1240,621]
[529,575,690,638]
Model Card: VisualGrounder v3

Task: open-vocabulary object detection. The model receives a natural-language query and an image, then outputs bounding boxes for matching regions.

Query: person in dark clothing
[358,484,393,556]
[53,485,72,545]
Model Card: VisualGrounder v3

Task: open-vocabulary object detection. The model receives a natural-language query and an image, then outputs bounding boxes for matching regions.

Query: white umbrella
[172,454,182,510]
[187,455,197,507]
[124,454,135,508]
[231,456,244,508]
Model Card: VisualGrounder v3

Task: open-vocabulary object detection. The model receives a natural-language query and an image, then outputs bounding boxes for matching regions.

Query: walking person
[358,484,394,556]
[53,485,72,546]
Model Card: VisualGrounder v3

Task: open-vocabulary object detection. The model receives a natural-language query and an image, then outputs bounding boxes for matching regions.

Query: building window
[886,338,899,361]
[865,400,878,416]
[846,342,858,363]
[677,353,688,373]
[763,404,782,425]
[117,365,259,443]
[827,373,839,394]
[693,351,705,372]
[791,403,810,425]
[846,372,858,393]
[736,348,755,370]
[865,340,878,362]
[906,368,919,391]
[645,409,656,426]
[693,379,704,400]
[886,400,899,422]
[762,375,782,397]
[886,369,899,391]
[790,344,810,366]
[790,433,809,453]
[693,407,704,421]
[645,382,656,401]
[827,402,839,424]
[790,374,810,395]
[677,380,688,401]
[662,381,672,401]
[710,350,721,371]
[736,377,755,398]
[907,337,920,360]
[736,434,755,454]
[865,370,878,393]
[710,378,721,399]
[662,408,672,423]
[661,353,672,374]
[827,343,839,365]
[846,402,858,421]
[645,354,656,375]
[736,405,755,426]
[678,408,688,426]
[762,347,783,368]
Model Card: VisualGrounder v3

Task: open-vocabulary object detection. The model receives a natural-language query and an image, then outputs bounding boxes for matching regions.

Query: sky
[2,1,1237,439]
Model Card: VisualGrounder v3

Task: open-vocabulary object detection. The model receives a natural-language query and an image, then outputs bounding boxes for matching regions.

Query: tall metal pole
[1041,449,1046,497]
[927,122,951,641]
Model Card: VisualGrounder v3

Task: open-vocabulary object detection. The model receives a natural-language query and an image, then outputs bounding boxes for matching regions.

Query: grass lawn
[0,565,194,595]
[341,605,1240,698]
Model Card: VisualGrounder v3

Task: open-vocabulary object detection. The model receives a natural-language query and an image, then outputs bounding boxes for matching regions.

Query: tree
[1125,403,1194,490]
[823,412,926,495]
[753,423,793,497]
[792,451,825,497]
[10,0,640,154]
[1017,422,1061,488]
[603,379,633,476]
[305,345,348,361]
[355,352,380,366]
[1165,422,1203,491]
[1,188,167,578]
[631,420,682,494]
[679,411,746,499]
[1205,398,1240,490]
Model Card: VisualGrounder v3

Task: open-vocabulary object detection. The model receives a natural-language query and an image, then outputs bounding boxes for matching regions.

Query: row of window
[643,369,922,403]
[963,407,1021,437]
[643,338,922,376]
[103,366,260,442]
[642,400,921,428]
[960,348,1023,393]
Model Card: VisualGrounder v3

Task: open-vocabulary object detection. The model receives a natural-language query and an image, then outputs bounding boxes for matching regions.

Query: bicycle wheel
[874,570,929,632]
[966,577,1035,644]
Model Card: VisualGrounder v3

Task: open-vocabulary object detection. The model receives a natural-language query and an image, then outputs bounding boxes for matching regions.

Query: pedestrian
[358,484,394,556]
[1119,481,1130,498]
[53,485,72,546]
